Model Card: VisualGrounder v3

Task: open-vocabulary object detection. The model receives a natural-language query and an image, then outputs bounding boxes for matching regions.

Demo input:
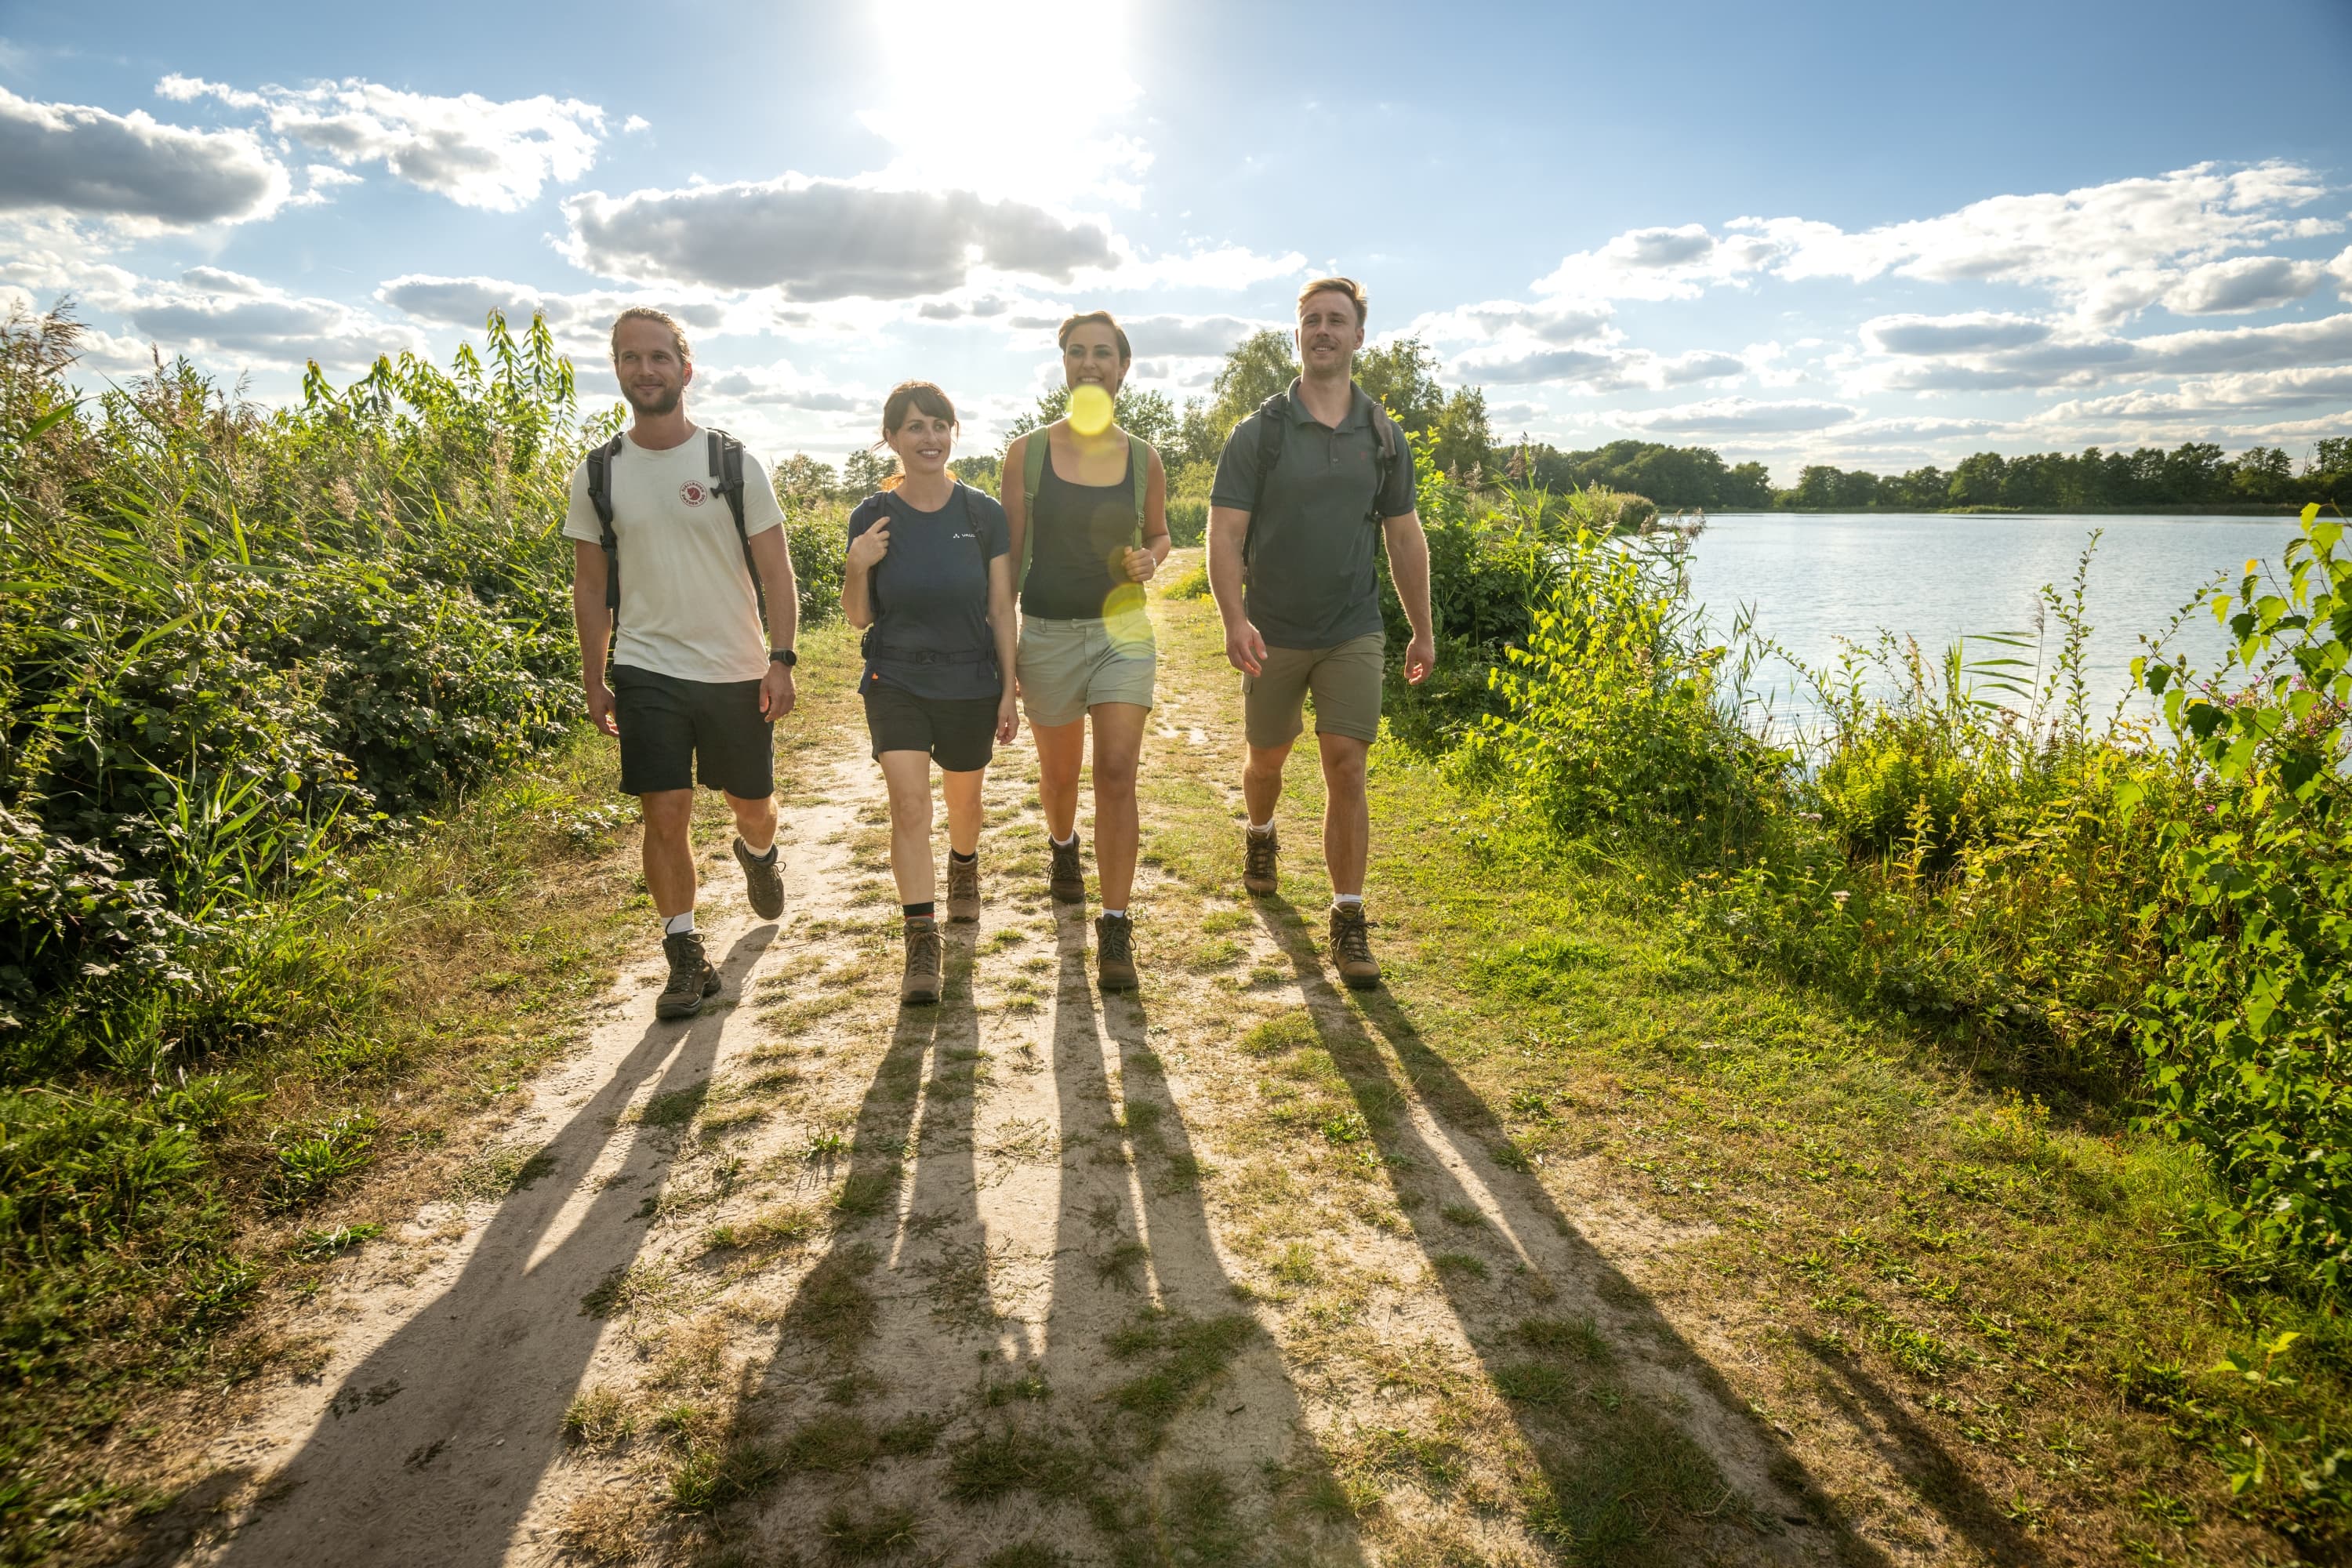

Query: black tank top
[1022,438,1138,619]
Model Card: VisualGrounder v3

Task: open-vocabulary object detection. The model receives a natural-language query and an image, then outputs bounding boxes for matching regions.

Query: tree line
[765,328,2350,516]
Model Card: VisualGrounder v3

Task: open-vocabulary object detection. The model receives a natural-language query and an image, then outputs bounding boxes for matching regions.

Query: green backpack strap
[1127,433,1149,537]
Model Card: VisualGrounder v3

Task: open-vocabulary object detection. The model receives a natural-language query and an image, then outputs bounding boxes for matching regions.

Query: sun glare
[860,0,1142,207]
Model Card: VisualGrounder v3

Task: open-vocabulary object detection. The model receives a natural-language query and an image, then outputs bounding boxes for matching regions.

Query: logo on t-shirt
[679,481,710,506]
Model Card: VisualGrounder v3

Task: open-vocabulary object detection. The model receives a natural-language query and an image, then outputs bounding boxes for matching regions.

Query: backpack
[857,483,999,666]
[1018,426,1152,588]
[1243,386,1402,567]
[583,427,765,630]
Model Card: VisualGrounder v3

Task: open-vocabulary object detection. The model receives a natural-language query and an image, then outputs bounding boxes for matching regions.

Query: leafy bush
[1166,495,1207,546]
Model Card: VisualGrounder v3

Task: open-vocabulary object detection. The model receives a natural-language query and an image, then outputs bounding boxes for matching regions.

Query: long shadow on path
[165,928,772,1568]
[1257,898,1922,1567]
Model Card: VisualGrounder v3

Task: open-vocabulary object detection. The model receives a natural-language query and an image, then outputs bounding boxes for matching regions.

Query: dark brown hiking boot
[657,930,720,1021]
[946,852,982,924]
[734,835,785,921]
[1095,913,1138,993]
[1329,903,1381,990]
[1048,835,1085,903]
[1243,824,1279,895]
[900,916,942,1005]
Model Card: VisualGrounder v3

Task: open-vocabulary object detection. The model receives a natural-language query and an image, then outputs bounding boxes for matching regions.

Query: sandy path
[139,598,1875,1566]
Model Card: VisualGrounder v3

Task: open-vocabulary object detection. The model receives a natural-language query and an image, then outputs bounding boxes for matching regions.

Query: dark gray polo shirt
[1210,380,1417,650]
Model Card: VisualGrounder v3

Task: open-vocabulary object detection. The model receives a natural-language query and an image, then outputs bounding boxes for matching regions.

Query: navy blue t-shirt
[847,483,1011,702]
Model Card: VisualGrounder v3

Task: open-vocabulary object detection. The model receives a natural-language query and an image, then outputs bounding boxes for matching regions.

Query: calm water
[1679,512,2304,731]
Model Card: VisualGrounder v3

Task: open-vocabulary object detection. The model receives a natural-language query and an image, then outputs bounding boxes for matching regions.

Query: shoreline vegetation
[5,307,2352,1559]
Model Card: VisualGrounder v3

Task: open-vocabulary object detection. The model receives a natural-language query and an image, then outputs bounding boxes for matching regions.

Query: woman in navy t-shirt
[842,381,1017,1004]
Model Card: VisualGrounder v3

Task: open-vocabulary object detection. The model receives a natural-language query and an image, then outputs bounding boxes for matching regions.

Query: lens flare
[1069,383,1114,437]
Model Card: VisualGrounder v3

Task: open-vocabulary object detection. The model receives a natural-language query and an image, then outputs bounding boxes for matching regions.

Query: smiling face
[884,408,956,477]
[1295,289,1365,377]
[1061,321,1128,397]
[612,318,690,416]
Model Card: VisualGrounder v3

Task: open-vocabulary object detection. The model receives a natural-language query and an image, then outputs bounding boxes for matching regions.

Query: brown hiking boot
[734,835,785,921]
[1095,913,1138,993]
[1243,824,1279,895]
[946,852,982,923]
[1329,903,1381,990]
[656,930,720,1021]
[1048,835,1085,903]
[900,916,942,1005]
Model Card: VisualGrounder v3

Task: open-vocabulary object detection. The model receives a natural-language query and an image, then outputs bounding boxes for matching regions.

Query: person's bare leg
[640,789,697,917]
[1242,740,1291,827]
[941,768,985,856]
[723,789,777,853]
[1316,733,1370,898]
[1033,717,1086,845]
[878,751,937,906]
[1088,703,1149,910]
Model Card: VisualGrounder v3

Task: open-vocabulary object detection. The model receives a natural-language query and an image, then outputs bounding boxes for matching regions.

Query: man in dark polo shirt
[1206,276,1435,989]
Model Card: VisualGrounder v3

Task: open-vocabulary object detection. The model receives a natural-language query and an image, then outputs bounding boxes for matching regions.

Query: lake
[1679,511,2306,731]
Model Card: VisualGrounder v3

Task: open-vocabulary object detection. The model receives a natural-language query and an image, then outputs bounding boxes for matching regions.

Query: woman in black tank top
[1004,310,1171,993]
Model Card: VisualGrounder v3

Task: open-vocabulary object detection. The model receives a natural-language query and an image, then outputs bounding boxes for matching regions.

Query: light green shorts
[1017,611,1157,728]
[1242,633,1385,748]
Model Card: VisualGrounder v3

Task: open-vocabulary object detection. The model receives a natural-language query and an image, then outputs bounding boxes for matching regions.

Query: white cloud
[376,272,736,339]
[622,114,650,134]
[1863,312,2055,355]
[1407,298,1615,346]
[1454,343,1623,385]
[1109,313,1276,357]
[119,267,422,369]
[2162,254,2327,314]
[158,74,604,212]
[561,177,1117,299]
[1620,397,1859,436]
[1534,223,1784,303]
[702,363,870,414]
[1101,244,1304,292]
[0,85,289,226]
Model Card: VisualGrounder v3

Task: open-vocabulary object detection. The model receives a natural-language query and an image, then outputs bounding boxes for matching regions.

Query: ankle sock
[663,911,696,936]
[1102,908,1127,921]
[903,901,936,920]
[1051,832,1078,849]
[1247,820,1274,837]
[949,848,977,865]
[1332,894,1364,912]
[746,841,779,864]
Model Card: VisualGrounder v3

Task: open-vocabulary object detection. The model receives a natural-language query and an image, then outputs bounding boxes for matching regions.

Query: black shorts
[611,664,774,798]
[863,681,998,772]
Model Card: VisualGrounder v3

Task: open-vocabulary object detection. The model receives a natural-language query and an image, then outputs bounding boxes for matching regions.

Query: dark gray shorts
[611,663,774,798]
[864,681,998,772]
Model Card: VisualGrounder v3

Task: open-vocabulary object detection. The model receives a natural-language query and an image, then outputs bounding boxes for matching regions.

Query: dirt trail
[143,598,1878,1566]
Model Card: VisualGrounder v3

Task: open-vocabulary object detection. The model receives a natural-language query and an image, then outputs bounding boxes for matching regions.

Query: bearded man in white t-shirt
[563,308,800,1021]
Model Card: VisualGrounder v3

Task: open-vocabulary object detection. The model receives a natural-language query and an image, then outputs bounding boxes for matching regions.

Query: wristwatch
[770,648,798,667]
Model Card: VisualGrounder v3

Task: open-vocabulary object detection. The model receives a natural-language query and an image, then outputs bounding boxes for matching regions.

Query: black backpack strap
[585,433,625,618]
[1243,390,1290,569]
[1364,397,1400,524]
[706,427,767,624]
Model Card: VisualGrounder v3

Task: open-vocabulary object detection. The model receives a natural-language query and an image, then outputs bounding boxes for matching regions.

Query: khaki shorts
[1017,610,1156,728]
[1243,633,1385,749]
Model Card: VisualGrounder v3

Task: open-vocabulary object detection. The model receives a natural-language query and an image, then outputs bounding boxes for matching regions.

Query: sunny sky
[5,0,2351,480]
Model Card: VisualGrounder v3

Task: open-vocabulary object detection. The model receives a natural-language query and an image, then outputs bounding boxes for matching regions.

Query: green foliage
[1774,437,2347,512]
[1165,496,1206,547]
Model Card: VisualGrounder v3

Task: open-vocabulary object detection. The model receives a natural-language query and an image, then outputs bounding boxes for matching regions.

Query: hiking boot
[1243,824,1279,895]
[1048,835,1085,903]
[946,852,982,924]
[1095,913,1138,993]
[734,835,785,921]
[1329,904,1381,990]
[657,930,720,1021]
[900,916,943,1005]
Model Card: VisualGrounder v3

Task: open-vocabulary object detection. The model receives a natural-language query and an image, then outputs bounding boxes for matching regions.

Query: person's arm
[1127,446,1171,583]
[1004,433,1030,586]
[843,510,887,629]
[988,551,1019,742]
[1381,510,1436,684]
[1206,505,1263,676]
[749,524,799,720]
[572,539,618,735]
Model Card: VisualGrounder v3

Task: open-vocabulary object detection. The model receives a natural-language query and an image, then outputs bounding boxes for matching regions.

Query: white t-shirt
[562,428,786,684]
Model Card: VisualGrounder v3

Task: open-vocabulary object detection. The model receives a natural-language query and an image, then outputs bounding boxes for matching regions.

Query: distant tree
[772,452,837,511]
[1208,329,1300,435]
[1005,386,1179,454]
[1428,386,1494,479]
[2313,437,2352,478]
[2230,446,2292,503]
[1354,338,1446,432]
[1948,452,2009,507]
[841,448,898,496]
[2164,441,2227,505]
[949,454,1001,493]
[1722,461,1773,509]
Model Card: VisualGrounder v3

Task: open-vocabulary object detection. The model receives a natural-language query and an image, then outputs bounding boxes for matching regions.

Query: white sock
[663,911,696,936]
[1332,894,1363,910]
[1102,908,1127,920]
[1052,832,1078,848]
[1247,819,1274,836]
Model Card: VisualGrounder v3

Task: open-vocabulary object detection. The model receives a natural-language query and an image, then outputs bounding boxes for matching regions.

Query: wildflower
[1831,890,1851,908]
